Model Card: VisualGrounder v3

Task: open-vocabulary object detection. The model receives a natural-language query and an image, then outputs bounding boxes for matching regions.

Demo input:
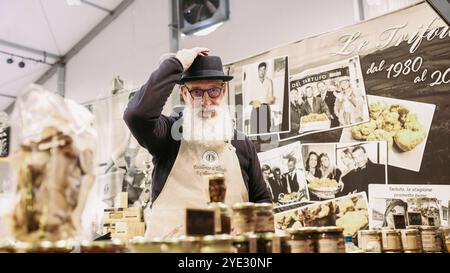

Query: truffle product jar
[231,202,256,234]
[207,202,231,234]
[381,229,402,253]
[316,227,345,253]
[254,203,275,233]
[255,232,274,253]
[420,226,441,253]
[272,233,291,253]
[208,174,227,203]
[286,228,316,253]
[401,228,422,253]
[180,236,203,253]
[201,235,236,253]
[358,230,382,253]
[232,233,257,253]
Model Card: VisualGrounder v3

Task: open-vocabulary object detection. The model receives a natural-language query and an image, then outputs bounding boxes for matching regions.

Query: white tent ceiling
[0,0,124,110]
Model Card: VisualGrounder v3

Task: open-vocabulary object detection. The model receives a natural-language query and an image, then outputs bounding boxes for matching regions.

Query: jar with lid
[445,235,450,253]
[254,203,275,233]
[208,174,226,203]
[128,237,164,253]
[401,228,422,253]
[26,239,77,253]
[286,228,316,253]
[81,239,124,253]
[232,233,257,253]
[357,230,382,253]
[231,202,256,234]
[201,234,236,253]
[180,236,203,253]
[272,232,291,253]
[255,232,274,253]
[161,238,183,253]
[207,202,231,234]
[420,226,441,253]
[381,228,402,253]
[316,227,345,253]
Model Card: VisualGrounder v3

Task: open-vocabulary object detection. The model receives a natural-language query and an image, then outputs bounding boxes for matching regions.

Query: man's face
[290,90,299,102]
[258,66,267,78]
[263,170,271,181]
[318,82,327,94]
[287,160,295,172]
[181,80,226,119]
[340,79,350,90]
[352,148,368,168]
[305,87,313,98]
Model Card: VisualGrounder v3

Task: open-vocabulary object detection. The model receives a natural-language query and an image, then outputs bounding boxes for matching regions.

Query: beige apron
[145,140,249,239]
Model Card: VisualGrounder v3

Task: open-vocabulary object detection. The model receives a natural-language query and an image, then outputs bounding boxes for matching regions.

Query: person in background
[288,88,303,137]
[262,164,275,201]
[300,85,331,118]
[317,81,338,127]
[318,153,342,182]
[249,62,274,135]
[282,157,300,193]
[304,151,322,183]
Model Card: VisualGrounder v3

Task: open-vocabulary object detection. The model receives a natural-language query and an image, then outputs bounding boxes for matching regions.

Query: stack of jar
[357,226,450,253]
[286,227,346,253]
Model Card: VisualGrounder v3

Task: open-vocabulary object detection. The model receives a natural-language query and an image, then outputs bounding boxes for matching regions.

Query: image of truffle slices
[351,100,426,152]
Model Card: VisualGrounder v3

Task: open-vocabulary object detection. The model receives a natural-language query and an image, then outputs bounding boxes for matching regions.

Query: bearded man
[124,47,271,239]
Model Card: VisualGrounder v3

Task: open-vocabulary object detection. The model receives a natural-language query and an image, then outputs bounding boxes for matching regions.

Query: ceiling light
[6,58,13,64]
[18,61,25,68]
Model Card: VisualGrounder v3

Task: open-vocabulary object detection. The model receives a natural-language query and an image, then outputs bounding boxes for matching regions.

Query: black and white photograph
[0,112,8,157]
[257,141,309,207]
[280,56,370,141]
[340,95,436,172]
[301,141,388,201]
[368,184,449,229]
[275,192,369,236]
[242,56,290,136]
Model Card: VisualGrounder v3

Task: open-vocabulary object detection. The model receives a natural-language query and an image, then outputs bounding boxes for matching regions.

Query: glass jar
[180,236,203,253]
[358,230,382,253]
[209,174,226,203]
[208,202,231,234]
[201,234,236,253]
[254,203,275,233]
[272,233,291,253]
[162,238,183,253]
[231,202,256,234]
[25,240,77,253]
[80,239,125,253]
[381,228,402,253]
[286,228,316,253]
[232,233,257,253]
[316,227,345,253]
[440,228,450,253]
[445,236,450,253]
[420,226,441,253]
[256,232,274,253]
[401,228,422,253]
[128,237,165,253]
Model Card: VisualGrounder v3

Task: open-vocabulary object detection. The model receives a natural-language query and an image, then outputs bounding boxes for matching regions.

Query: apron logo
[202,150,219,166]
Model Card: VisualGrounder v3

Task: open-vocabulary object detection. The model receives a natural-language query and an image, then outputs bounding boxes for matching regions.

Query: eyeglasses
[184,83,225,99]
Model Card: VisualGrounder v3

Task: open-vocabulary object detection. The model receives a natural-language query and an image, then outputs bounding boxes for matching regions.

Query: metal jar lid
[179,236,203,243]
[207,202,229,212]
[232,202,255,210]
[254,203,274,210]
[317,226,344,233]
[419,226,439,231]
[209,174,225,180]
[381,228,400,235]
[401,229,420,235]
[358,230,381,235]
[202,234,233,244]
[256,232,274,240]
[286,227,318,235]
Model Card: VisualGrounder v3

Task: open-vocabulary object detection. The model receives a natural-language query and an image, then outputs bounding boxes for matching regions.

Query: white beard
[182,104,234,144]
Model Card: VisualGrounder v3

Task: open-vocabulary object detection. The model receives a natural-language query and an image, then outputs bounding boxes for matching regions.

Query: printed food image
[309,178,339,189]
[278,192,301,203]
[351,101,426,152]
[275,193,368,236]
[300,113,329,123]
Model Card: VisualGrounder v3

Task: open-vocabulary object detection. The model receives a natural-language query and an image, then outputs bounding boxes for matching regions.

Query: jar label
[289,239,315,253]
[255,215,275,232]
[422,234,440,252]
[317,238,345,253]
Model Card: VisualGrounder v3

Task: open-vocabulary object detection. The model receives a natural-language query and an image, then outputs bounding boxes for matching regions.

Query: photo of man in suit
[341,145,386,197]
[300,85,331,118]
[282,157,300,193]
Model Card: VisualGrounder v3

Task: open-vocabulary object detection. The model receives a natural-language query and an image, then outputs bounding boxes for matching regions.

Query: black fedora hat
[177,55,233,84]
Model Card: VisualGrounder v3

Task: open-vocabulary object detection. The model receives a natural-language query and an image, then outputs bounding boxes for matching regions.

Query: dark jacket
[340,160,386,197]
[300,97,331,117]
[123,57,271,204]
[282,172,299,193]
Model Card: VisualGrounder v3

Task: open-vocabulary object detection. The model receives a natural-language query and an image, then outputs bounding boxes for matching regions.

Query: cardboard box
[114,192,128,209]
